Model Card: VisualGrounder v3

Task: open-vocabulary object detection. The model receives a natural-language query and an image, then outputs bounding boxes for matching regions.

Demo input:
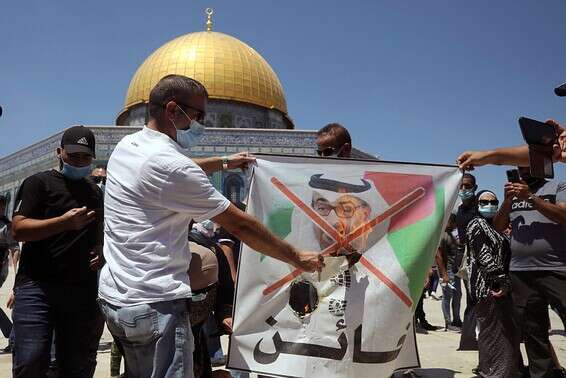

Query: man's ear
[56,147,62,157]
[164,101,178,120]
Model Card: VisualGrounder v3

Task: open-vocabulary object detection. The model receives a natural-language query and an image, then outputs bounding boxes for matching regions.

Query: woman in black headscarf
[464,190,520,378]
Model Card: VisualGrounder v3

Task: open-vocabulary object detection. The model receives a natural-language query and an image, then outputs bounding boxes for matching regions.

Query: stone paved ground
[0,265,564,377]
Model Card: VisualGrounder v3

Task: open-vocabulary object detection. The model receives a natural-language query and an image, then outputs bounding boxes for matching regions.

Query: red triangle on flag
[363,172,435,232]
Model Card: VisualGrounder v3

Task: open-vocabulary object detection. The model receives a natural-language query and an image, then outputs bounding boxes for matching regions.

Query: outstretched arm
[212,204,324,273]
[457,146,530,171]
[458,119,565,170]
[194,152,255,175]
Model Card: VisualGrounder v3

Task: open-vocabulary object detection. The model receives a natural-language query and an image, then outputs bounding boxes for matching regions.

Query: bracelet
[221,156,229,170]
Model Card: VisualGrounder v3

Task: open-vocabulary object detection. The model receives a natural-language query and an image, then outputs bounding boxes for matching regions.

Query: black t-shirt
[13,170,103,289]
[456,201,478,245]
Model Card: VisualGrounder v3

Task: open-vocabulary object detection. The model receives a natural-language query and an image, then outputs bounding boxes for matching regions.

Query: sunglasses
[174,102,206,123]
[478,199,499,206]
[316,145,343,157]
[91,176,106,185]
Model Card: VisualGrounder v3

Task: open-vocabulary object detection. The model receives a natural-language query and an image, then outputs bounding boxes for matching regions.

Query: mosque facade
[0,9,375,215]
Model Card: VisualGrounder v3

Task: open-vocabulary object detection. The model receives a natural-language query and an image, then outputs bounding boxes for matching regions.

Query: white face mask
[478,204,498,218]
[172,105,205,149]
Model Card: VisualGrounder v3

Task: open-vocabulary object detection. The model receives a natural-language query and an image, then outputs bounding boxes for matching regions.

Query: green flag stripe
[387,188,445,305]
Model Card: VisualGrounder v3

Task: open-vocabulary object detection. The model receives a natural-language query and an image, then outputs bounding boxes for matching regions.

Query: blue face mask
[478,205,498,219]
[173,105,205,149]
[60,160,91,180]
[458,189,475,200]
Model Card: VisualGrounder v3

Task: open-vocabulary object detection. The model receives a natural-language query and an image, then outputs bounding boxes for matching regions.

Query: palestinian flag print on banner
[228,155,461,378]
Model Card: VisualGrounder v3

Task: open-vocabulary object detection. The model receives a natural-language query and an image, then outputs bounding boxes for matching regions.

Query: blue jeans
[12,280,104,377]
[427,269,439,295]
[99,298,194,378]
[441,272,462,323]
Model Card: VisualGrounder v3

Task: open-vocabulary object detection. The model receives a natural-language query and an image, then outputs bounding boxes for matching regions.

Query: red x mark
[262,177,425,308]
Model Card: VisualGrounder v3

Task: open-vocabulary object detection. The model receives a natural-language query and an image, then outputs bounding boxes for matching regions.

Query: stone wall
[0,126,321,215]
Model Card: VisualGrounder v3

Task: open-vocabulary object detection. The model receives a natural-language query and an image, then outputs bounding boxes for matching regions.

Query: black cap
[61,125,96,158]
[554,82,566,97]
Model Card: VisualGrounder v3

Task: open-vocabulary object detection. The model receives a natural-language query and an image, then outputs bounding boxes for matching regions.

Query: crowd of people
[415,166,566,378]
[0,73,564,378]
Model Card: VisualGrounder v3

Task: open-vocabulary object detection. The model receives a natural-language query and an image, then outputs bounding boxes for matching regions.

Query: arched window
[223,174,244,204]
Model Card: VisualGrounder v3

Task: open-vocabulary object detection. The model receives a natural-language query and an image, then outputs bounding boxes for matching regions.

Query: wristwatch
[221,156,229,170]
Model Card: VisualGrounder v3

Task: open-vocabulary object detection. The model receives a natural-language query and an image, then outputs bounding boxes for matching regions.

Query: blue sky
[1,0,565,197]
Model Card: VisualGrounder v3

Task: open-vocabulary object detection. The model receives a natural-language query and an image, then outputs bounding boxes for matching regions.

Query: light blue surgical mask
[458,189,475,200]
[173,105,205,149]
[478,205,498,219]
[60,160,91,180]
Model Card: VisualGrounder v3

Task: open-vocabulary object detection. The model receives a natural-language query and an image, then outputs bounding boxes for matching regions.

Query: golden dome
[122,30,288,115]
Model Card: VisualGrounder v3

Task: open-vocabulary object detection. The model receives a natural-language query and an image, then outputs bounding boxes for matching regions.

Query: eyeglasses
[316,145,343,157]
[478,199,498,206]
[313,199,367,218]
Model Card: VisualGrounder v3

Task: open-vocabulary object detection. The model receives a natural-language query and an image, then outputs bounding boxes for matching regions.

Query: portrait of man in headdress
[286,173,387,274]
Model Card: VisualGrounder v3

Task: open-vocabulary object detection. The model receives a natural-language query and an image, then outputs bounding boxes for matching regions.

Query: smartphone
[506,169,521,183]
[518,117,556,179]
[519,117,557,145]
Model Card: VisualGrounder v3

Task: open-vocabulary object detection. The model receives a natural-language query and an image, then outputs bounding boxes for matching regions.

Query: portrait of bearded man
[286,173,388,277]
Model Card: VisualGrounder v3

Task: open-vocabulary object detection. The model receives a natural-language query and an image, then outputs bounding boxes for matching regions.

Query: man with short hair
[455,173,479,350]
[90,164,107,190]
[455,173,478,245]
[98,74,323,377]
[493,166,566,378]
[437,214,463,331]
[11,126,105,377]
[316,123,352,158]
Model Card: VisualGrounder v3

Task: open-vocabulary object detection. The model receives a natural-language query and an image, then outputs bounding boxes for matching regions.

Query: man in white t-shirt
[98,74,323,377]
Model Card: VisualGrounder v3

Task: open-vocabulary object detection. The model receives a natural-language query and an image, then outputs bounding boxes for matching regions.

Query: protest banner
[228,155,461,377]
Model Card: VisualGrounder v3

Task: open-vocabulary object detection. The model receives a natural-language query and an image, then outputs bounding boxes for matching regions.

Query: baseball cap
[61,125,96,158]
[554,82,566,97]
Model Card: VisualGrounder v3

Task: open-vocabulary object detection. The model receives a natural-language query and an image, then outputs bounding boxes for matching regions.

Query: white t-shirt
[98,127,230,306]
